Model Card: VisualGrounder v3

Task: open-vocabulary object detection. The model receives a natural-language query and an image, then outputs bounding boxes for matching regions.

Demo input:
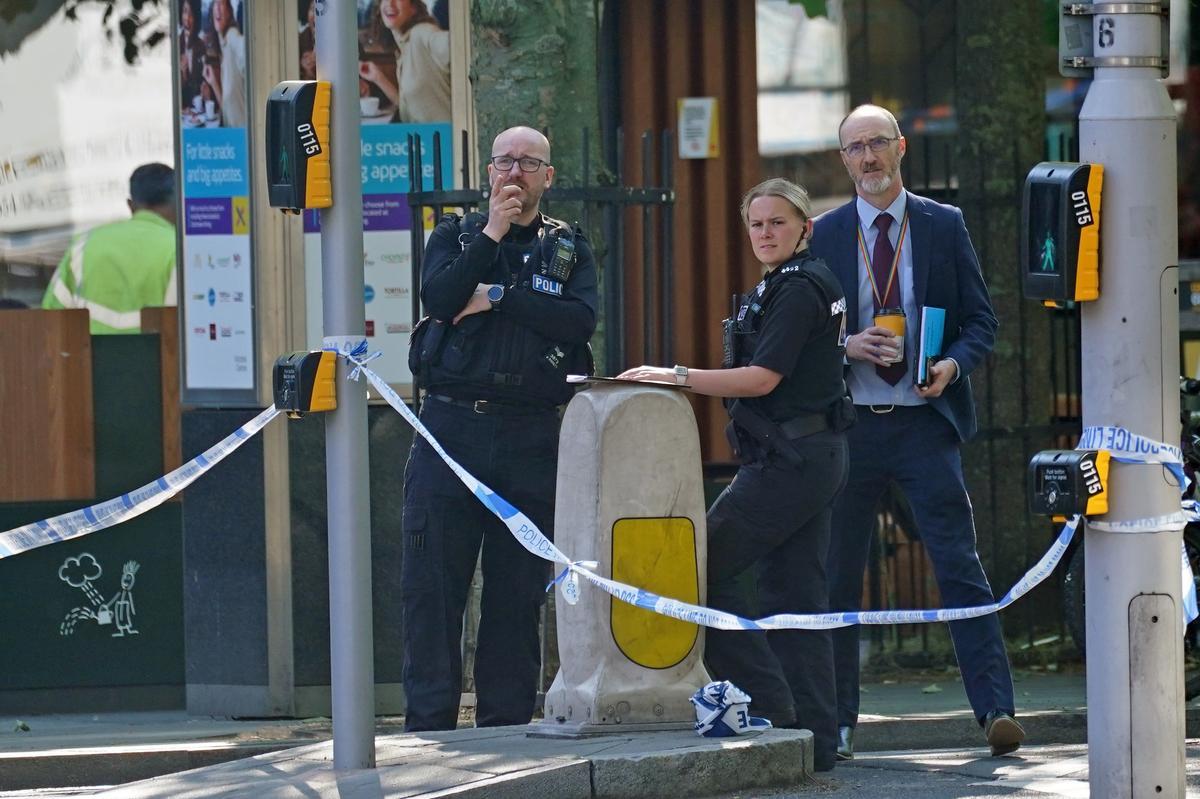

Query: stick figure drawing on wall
[58,553,141,637]
[107,561,139,637]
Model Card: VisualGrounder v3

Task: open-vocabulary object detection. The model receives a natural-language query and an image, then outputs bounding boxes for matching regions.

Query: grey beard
[859,172,894,195]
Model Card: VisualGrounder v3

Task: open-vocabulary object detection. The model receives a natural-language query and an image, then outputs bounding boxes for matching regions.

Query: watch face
[487,285,504,303]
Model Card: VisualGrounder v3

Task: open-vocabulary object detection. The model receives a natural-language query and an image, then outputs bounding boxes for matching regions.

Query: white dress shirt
[846,191,924,407]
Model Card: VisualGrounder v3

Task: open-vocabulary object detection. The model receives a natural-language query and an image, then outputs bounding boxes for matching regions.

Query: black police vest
[416,213,590,406]
[723,251,848,417]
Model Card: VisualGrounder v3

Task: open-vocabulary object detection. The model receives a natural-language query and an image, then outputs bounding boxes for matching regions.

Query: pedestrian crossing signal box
[1021,162,1103,309]
[1028,449,1110,520]
[273,351,337,419]
[265,80,332,214]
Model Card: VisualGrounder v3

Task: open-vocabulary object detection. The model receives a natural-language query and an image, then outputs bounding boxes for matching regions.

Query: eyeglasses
[840,136,900,158]
[489,155,549,173]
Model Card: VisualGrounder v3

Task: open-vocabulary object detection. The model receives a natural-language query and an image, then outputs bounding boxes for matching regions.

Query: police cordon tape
[0,407,279,559]
[325,339,1198,631]
[1078,425,1199,622]
[1,339,1195,631]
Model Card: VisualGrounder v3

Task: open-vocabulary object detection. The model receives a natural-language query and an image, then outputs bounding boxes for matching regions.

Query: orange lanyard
[856,212,909,308]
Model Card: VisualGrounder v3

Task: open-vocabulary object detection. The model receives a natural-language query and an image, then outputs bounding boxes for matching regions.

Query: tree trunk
[471,0,607,370]
[463,0,604,699]
[954,0,1053,635]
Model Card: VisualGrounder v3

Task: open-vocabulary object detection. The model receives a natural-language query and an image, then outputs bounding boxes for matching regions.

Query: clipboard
[567,375,688,390]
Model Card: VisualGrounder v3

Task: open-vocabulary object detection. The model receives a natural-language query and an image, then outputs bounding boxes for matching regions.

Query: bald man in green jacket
[43,163,177,334]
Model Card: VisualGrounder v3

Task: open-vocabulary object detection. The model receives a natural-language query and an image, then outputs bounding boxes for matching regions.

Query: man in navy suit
[809,104,1023,759]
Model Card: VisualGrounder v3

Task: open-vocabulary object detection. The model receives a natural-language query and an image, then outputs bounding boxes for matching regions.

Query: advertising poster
[300,0,454,388]
[177,0,255,393]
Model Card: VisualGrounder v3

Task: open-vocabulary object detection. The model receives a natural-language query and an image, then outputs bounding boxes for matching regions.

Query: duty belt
[777,412,832,439]
[427,393,556,416]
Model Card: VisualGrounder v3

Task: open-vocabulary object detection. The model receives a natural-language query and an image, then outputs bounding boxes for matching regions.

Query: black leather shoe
[836,725,854,760]
[983,711,1025,756]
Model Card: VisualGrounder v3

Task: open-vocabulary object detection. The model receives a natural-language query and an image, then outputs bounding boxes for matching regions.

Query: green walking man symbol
[1039,231,1056,272]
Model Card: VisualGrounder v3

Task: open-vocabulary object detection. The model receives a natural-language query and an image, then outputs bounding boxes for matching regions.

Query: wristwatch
[673,364,689,385]
[487,284,505,310]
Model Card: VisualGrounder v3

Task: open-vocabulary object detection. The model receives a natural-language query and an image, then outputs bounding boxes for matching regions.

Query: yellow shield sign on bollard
[610,517,700,669]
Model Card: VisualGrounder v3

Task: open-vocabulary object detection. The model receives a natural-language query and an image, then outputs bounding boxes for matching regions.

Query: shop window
[756,0,848,156]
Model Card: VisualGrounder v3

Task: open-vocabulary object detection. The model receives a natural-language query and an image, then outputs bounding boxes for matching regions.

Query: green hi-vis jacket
[42,210,177,334]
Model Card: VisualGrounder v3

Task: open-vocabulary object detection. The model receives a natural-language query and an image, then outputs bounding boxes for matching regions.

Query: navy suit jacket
[809,191,997,442]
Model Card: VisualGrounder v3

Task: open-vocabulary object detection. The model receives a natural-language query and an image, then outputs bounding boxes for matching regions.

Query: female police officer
[618,178,851,771]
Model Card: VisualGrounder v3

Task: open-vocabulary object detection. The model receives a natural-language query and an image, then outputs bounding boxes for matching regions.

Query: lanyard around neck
[857,211,909,308]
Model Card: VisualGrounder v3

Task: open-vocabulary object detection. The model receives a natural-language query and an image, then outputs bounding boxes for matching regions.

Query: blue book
[915,306,946,387]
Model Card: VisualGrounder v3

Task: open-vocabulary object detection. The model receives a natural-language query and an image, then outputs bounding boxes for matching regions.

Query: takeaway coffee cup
[873,308,905,364]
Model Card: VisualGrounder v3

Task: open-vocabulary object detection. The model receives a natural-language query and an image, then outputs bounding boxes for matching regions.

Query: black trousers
[704,429,848,771]
[826,405,1015,729]
[400,398,558,731]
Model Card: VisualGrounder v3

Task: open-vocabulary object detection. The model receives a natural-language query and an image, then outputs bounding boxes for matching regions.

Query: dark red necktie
[872,212,906,385]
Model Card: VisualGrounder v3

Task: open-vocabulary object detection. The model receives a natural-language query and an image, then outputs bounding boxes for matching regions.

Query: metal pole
[1079,8,1182,796]
[409,133,425,414]
[315,0,375,770]
[660,129,674,367]
[640,130,654,364]
[608,127,626,372]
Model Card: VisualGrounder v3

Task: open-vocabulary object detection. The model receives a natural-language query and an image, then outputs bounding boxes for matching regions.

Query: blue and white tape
[323,336,382,382]
[1080,425,1189,532]
[0,406,279,559]
[691,680,772,737]
[1078,426,1198,623]
[333,340,577,569]
[1079,426,1184,467]
[336,348,1075,630]
[6,339,1195,635]
[345,345,1196,631]
[542,515,1078,631]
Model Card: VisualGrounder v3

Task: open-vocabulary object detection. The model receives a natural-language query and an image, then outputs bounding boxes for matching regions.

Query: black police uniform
[401,211,597,732]
[704,249,851,771]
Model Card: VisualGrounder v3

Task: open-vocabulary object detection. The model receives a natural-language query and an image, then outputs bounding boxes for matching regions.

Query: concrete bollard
[536,383,710,736]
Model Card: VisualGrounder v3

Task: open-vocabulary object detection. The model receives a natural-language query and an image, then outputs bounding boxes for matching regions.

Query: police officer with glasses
[401,126,598,732]
[620,178,853,771]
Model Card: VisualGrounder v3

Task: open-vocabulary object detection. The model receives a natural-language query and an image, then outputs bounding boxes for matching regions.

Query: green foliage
[65,0,167,65]
[471,0,607,367]
[954,1,1050,617]
[794,0,828,18]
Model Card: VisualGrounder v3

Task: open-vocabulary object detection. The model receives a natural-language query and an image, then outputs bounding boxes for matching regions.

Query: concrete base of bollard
[527,719,693,739]
[548,385,712,733]
[588,728,813,799]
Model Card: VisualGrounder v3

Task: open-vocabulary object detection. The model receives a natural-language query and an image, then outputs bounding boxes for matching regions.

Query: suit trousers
[400,398,558,731]
[705,429,848,771]
[826,404,1015,728]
